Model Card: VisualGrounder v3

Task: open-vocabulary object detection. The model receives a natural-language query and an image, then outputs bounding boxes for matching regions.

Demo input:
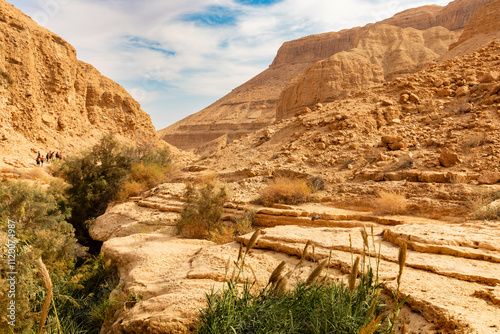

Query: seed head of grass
[306,260,328,286]
[358,314,384,334]
[237,242,244,262]
[36,258,53,334]
[245,229,261,256]
[297,240,312,267]
[349,256,360,293]
[361,226,369,250]
[397,242,407,287]
[268,261,287,285]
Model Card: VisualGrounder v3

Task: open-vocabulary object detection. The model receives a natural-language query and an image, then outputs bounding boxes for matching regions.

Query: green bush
[196,229,406,334]
[56,134,172,251]
[177,182,229,240]
[0,182,124,333]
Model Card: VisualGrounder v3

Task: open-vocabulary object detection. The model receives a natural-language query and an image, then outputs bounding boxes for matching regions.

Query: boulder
[439,148,460,167]
[478,172,500,185]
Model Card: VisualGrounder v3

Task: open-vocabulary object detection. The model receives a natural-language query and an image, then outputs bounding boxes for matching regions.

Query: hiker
[40,156,44,167]
[36,156,40,166]
[55,152,60,159]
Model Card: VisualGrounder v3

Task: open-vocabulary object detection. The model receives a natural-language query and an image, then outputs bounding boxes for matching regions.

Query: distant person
[36,156,40,166]
[40,156,44,167]
[55,152,60,159]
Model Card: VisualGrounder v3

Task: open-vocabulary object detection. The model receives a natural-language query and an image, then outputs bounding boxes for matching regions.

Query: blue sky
[12,0,450,130]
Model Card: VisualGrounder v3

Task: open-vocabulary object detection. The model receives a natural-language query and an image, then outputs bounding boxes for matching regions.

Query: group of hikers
[35,151,63,166]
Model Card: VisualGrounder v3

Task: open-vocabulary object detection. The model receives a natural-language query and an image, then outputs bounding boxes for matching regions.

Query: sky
[12,0,451,130]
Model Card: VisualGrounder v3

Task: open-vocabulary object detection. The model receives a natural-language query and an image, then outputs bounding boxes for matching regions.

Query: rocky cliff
[0,1,160,168]
[454,0,500,46]
[159,0,495,152]
[276,25,459,119]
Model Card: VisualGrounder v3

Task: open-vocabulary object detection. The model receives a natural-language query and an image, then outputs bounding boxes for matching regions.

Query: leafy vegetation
[56,134,172,252]
[197,229,409,334]
[177,181,229,240]
[0,181,133,333]
[0,135,169,333]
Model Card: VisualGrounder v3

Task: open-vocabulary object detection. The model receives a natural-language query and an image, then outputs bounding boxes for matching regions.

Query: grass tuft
[373,191,407,215]
[258,177,312,207]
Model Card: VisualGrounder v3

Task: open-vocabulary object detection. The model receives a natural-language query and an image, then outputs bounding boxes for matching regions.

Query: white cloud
[13,0,453,129]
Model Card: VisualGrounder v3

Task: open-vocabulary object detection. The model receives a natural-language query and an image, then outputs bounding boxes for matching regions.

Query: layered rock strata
[92,182,500,333]
[0,1,159,167]
[160,0,494,152]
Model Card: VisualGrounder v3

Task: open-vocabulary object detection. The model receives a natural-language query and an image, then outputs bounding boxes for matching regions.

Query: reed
[36,258,60,334]
[349,256,360,293]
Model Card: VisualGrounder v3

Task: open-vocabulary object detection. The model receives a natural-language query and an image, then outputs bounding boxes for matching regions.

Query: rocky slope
[159,0,494,152]
[0,1,160,168]
[91,2,500,333]
[276,24,459,119]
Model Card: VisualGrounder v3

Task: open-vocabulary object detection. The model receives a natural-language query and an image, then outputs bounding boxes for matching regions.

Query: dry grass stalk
[36,258,53,334]
[225,256,231,276]
[244,229,261,256]
[236,242,244,262]
[306,260,328,286]
[268,261,287,285]
[247,264,258,284]
[397,242,407,288]
[366,289,380,319]
[296,240,311,268]
[349,256,360,293]
[358,314,384,334]
[401,323,407,334]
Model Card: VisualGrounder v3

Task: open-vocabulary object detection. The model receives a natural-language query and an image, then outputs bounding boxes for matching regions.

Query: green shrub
[177,182,229,240]
[258,177,312,207]
[196,229,407,334]
[56,134,172,251]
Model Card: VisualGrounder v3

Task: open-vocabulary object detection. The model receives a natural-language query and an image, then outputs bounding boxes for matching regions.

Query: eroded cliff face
[454,0,500,46]
[276,25,459,120]
[0,1,159,167]
[160,0,494,152]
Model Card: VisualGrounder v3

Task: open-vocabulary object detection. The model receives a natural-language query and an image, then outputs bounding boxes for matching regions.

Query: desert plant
[197,230,394,334]
[258,177,312,207]
[56,134,172,251]
[117,162,166,199]
[308,176,326,192]
[373,191,407,215]
[177,181,229,240]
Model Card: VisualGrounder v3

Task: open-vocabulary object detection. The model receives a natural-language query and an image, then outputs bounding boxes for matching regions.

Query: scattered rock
[478,172,500,184]
[439,148,460,167]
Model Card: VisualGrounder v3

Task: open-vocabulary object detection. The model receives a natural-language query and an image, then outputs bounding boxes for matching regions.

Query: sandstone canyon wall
[0,1,159,167]
[159,0,495,151]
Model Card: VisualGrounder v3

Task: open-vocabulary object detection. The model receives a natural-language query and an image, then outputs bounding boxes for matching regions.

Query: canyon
[159,0,495,152]
[0,0,162,170]
[1,0,500,333]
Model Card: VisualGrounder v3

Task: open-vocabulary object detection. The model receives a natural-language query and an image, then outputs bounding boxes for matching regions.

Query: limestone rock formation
[160,0,494,152]
[276,25,459,120]
[92,183,500,333]
[0,1,160,168]
[454,0,500,47]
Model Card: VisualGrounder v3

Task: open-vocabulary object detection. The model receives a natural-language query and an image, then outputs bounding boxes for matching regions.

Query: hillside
[159,0,495,152]
[0,1,162,169]
[89,1,500,333]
